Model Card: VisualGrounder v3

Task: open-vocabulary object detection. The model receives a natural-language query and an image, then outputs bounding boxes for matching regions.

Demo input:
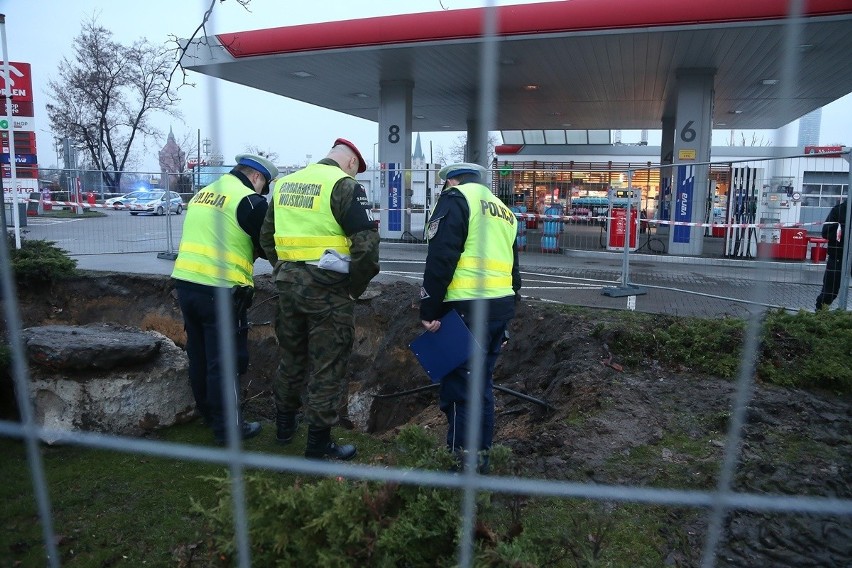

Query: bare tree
[243,145,280,165]
[725,130,772,147]
[45,16,180,191]
[168,0,253,89]
[442,133,501,165]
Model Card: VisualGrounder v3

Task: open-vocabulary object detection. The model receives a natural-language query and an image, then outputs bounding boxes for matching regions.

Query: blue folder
[409,310,483,383]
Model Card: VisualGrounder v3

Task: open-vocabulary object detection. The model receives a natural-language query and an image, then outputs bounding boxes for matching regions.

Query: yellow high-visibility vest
[171,175,255,287]
[271,163,351,262]
[445,183,516,300]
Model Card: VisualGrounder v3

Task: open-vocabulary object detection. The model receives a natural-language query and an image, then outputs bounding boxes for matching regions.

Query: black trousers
[816,254,850,309]
[176,285,249,438]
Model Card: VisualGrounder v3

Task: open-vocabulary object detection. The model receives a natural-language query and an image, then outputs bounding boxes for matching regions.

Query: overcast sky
[2,0,851,172]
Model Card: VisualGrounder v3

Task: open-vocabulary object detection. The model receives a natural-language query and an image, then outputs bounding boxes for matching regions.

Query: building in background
[797,108,822,147]
[158,127,190,191]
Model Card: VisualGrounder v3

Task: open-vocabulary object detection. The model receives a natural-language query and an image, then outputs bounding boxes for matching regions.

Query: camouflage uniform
[260,158,380,429]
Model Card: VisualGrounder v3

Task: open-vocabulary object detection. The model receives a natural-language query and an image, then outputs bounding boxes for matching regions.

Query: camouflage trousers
[273,267,354,429]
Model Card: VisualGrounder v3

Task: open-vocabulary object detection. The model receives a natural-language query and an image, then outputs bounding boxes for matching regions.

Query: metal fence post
[836,152,852,310]
[156,174,178,260]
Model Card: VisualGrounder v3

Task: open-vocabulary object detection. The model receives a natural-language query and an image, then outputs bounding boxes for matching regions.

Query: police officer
[172,153,277,445]
[260,138,379,460]
[420,162,522,473]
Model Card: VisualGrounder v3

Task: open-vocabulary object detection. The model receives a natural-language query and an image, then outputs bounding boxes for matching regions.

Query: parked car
[104,190,150,210]
[128,191,183,216]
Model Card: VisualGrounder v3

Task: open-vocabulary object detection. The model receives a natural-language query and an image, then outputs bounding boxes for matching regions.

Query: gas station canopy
[182,0,852,132]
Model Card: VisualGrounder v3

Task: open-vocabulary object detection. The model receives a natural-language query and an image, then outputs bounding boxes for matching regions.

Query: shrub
[7,237,77,287]
[192,426,602,566]
[195,426,463,567]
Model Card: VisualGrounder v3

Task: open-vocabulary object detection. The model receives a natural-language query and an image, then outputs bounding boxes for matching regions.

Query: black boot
[213,421,262,446]
[304,427,357,461]
[276,411,300,445]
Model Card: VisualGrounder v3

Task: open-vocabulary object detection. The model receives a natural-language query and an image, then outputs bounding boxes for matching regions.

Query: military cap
[333,138,367,173]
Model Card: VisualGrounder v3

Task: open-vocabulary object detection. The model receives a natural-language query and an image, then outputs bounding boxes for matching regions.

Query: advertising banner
[673,165,694,244]
[0,152,37,165]
[1,177,37,195]
[387,162,402,232]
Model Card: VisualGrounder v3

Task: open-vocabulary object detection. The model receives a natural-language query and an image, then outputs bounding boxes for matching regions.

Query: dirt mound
[4,271,850,567]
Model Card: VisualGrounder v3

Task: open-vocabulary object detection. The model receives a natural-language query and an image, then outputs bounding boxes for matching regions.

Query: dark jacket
[821,200,847,257]
[419,187,521,322]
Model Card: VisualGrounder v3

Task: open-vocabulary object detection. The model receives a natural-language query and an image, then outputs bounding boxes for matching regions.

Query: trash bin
[3,203,27,227]
[808,237,828,263]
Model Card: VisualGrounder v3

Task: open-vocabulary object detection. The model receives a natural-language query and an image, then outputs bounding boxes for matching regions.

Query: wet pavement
[69,232,848,318]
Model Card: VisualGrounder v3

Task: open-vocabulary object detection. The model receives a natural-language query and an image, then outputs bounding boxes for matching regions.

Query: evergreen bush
[7,237,77,287]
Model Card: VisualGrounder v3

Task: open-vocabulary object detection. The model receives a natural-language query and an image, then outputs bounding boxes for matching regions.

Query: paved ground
[69,239,848,318]
[16,207,847,317]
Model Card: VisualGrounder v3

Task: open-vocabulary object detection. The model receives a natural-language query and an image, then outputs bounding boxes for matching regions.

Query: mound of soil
[5,272,850,567]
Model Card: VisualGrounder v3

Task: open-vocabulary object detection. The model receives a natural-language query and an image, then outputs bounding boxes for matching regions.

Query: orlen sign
[804,145,843,158]
[0,62,33,103]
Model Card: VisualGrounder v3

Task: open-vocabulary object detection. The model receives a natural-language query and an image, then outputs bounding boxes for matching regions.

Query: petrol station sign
[804,145,843,157]
[0,100,34,117]
[0,62,33,103]
[0,116,36,131]
[0,62,38,181]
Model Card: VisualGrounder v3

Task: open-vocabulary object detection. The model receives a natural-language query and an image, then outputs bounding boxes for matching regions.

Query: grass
[0,420,702,567]
[507,499,670,567]
[39,209,106,219]
[590,307,852,394]
[2,305,850,565]
[0,422,223,566]
[604,432,720,490]
[0,421,401,567]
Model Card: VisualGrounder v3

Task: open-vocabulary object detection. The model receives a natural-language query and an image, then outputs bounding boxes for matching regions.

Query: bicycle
[598,223,666,254]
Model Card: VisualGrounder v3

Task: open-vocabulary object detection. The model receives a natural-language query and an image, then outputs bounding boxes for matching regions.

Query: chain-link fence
[2,3,851,568]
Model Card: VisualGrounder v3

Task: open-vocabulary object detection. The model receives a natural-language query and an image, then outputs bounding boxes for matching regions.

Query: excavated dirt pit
[3,272,850,567]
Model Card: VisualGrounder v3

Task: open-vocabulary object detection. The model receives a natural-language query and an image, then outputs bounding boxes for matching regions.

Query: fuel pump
[606,187,641,251]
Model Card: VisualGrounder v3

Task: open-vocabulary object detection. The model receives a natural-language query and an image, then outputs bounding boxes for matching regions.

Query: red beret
[333,138,367,173]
